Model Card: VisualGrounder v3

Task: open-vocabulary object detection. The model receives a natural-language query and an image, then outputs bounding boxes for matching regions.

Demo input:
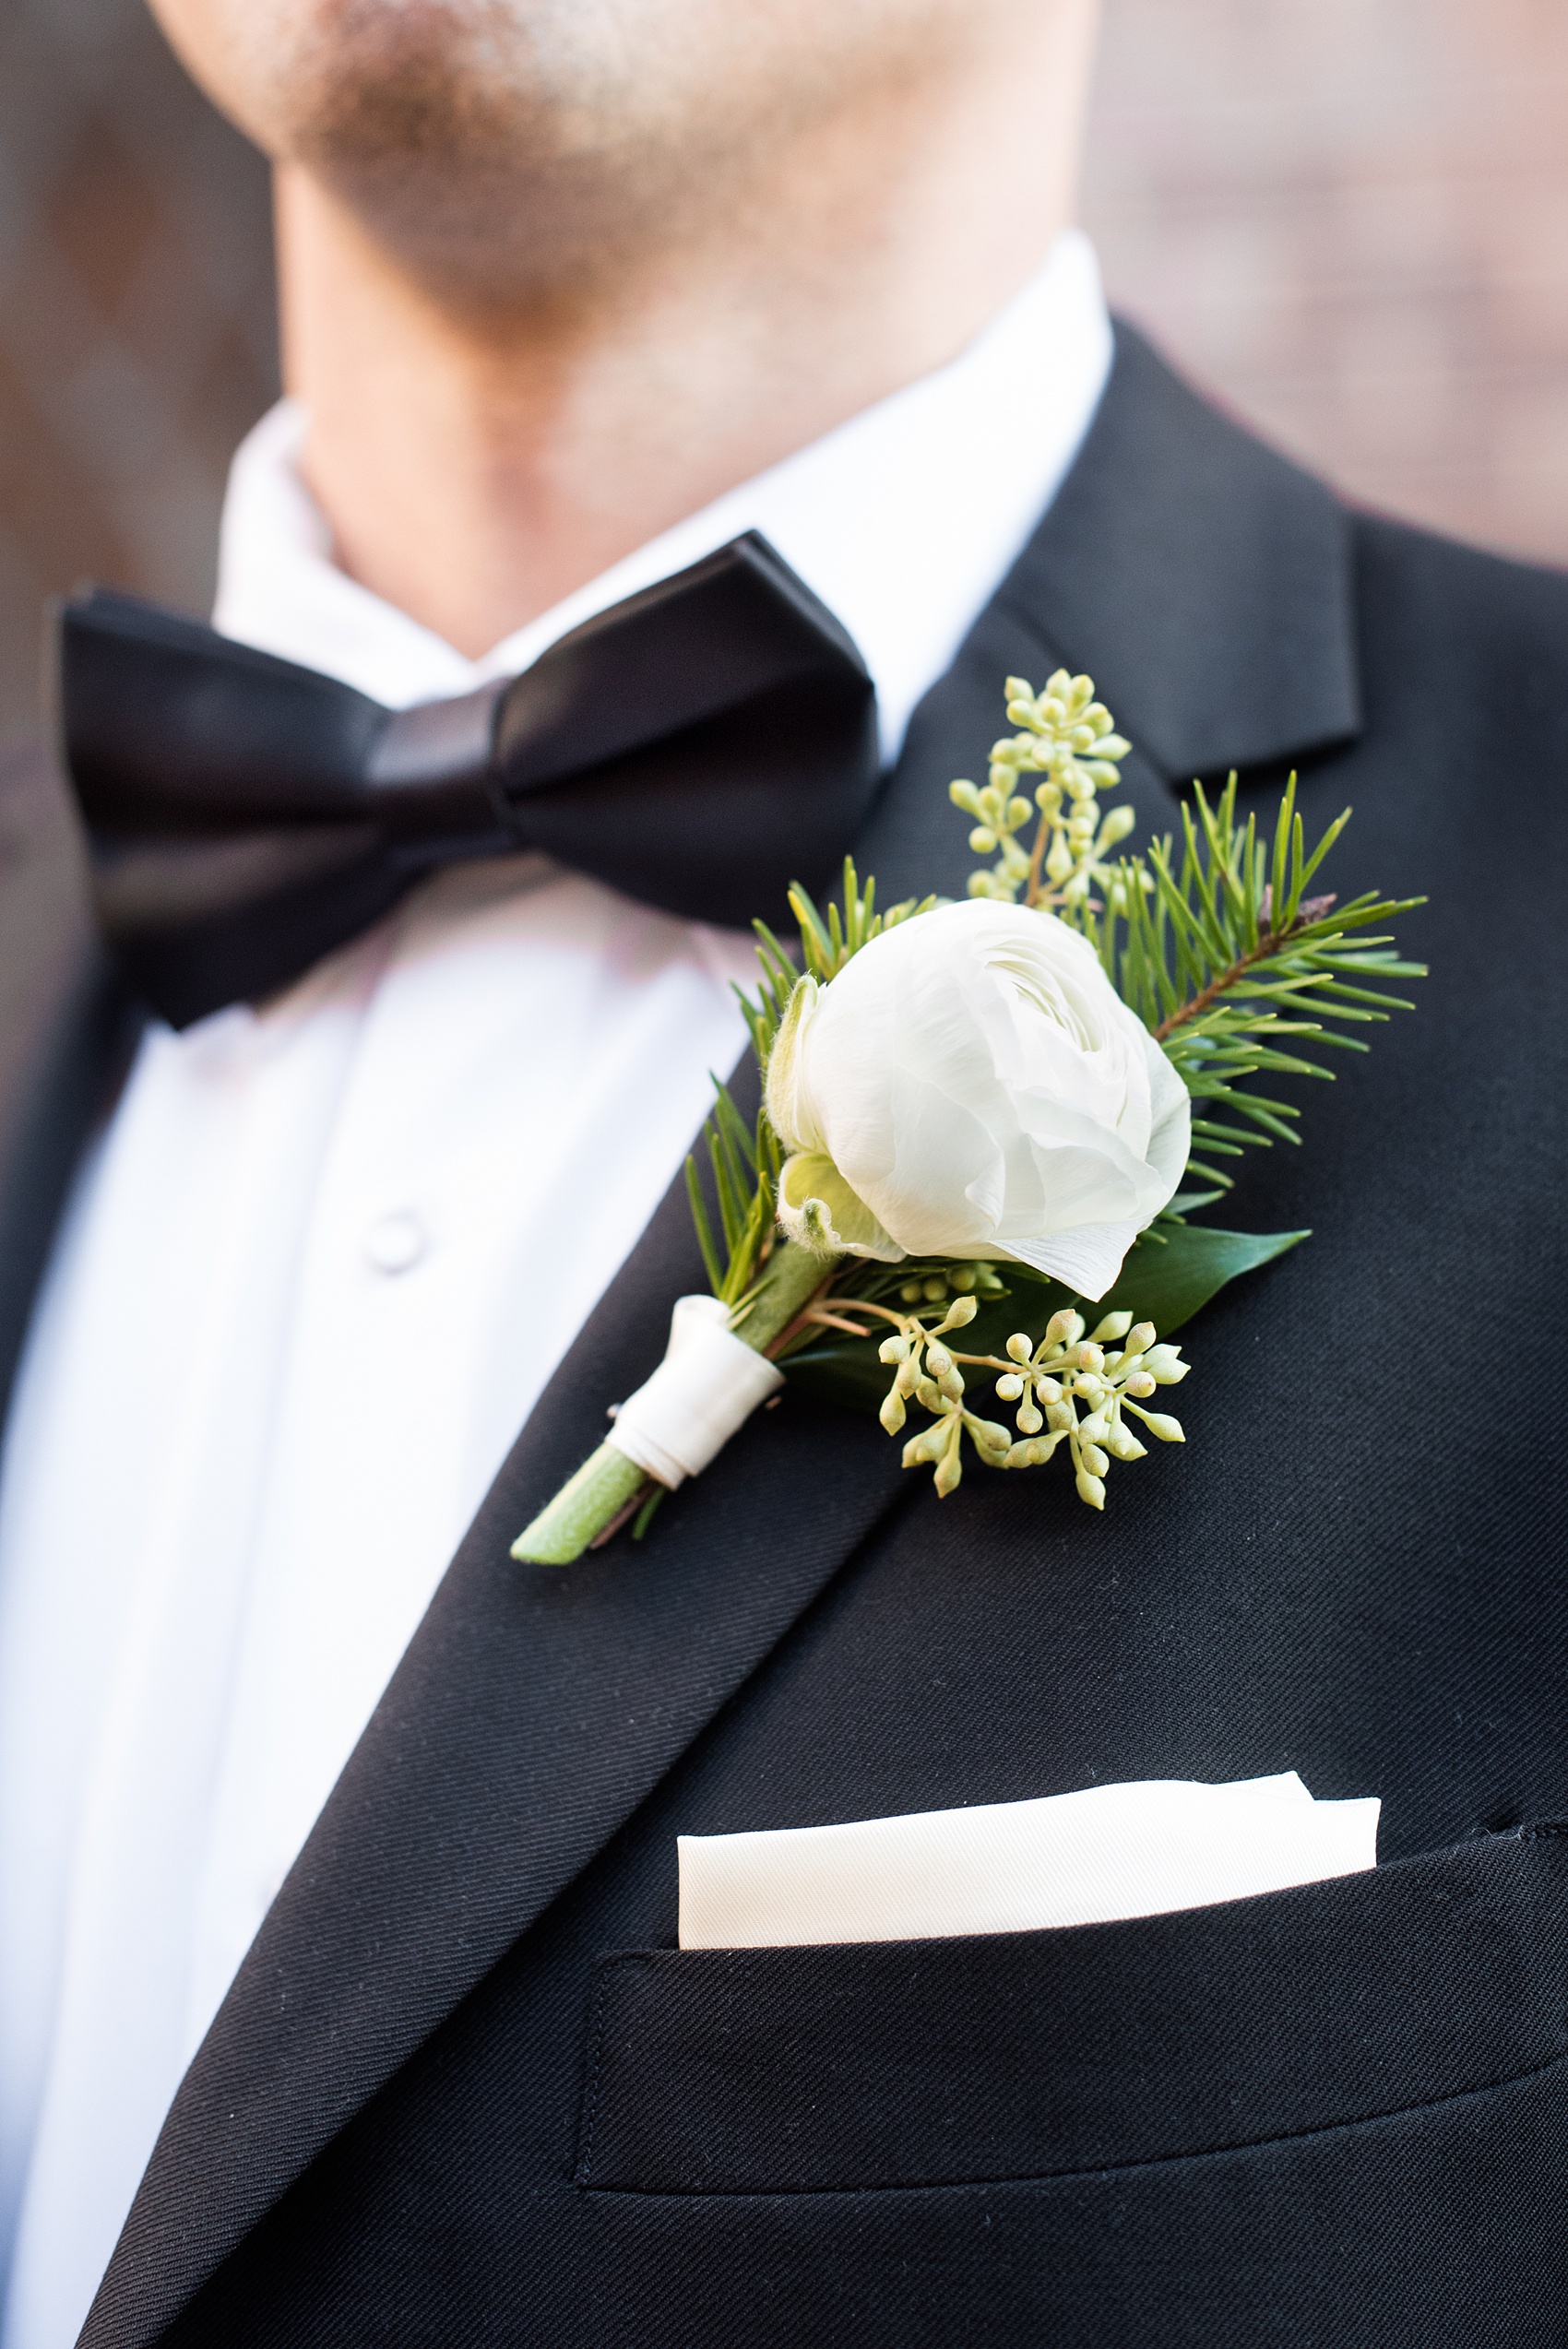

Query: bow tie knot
[59,533,880,1028]
[363,682,512,854]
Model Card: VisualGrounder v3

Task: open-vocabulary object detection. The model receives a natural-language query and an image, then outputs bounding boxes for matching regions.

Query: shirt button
[364,1209,427,1275]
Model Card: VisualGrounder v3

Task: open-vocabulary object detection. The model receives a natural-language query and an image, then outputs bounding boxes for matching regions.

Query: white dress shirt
[0,228,1111,2346]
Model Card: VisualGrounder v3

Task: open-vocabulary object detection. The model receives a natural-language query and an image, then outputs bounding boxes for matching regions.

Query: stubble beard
[242,0,946,316]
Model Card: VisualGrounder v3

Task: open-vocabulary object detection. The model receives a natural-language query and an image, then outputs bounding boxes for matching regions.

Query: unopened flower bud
[1015,1400,1043,1435]
[1143,1346,1190,1385]
[924,1344,953,1379]
[1076,1344,1105,1374]
[1075,1468,1106,1511]
[1105,1427,1146,1461]
[1034,1376,1063,1405]
[878,1335,909,1364]
[939,1294,979,1330]
[1080,1441,1110,1477]
[1090,1311,1134,1343]
[938,1368,965,1402]
[879,1390,907,1435]
[1127,1322,1157,1354]
[933,1442,964,1498]
[995,1373,1025,1402]
[1140,1412,1185,1443]
[1125,1370,1156,1398]
[1079,1412,1111,1444]
[1047,1309,1083,1346]
[1045,1400,1076,1432]
[1005,1333,1033,1364]
[968,825,998,853]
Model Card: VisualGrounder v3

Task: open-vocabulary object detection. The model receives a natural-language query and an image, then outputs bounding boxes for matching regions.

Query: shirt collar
[213,230,1111,764]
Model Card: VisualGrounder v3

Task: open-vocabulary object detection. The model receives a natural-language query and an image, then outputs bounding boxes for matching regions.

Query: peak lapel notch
[1004,320,1361,784]
[858,320,1363,913]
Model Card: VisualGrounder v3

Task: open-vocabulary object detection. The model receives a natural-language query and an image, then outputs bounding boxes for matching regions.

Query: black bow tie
[56,532,879,1029]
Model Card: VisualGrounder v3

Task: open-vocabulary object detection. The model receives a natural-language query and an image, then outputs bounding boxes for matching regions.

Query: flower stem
[1153,894,1336,1040]
[510,1240,839,1567]
[735,1240,843,1356]
[511,1444,649,1567]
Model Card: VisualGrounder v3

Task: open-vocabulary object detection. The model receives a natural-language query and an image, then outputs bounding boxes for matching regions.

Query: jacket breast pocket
[576,1824,1568,2194]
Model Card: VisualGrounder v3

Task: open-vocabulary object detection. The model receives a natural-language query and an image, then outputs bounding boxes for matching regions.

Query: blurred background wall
[1083,0,1568,569]
[0,0,275,746]
[1,0,1566,749]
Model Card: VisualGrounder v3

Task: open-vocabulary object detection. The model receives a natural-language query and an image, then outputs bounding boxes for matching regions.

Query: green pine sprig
[786,860,936,987]
[683,1078,784,1307]
[1084,774,1426,1192]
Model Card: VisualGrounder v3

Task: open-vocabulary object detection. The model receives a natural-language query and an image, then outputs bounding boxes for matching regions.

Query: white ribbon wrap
[606,1295,785,1490]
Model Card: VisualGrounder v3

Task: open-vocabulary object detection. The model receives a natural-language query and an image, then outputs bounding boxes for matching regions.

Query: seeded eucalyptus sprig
[954,670,1137,909]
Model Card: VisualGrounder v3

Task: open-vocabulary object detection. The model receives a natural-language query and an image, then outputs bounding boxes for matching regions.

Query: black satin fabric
[56,531,879,1028]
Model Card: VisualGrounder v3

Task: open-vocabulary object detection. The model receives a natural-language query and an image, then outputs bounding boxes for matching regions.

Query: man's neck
[275,11,1096,658]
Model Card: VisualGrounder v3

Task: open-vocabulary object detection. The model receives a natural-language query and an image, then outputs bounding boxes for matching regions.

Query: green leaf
[1085,1220,1310,1332]
[784,1221,1309,1413]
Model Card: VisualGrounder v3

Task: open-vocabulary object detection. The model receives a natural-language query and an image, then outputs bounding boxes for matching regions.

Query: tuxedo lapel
[82,321,1366,2348]
[83,1080,915,2349]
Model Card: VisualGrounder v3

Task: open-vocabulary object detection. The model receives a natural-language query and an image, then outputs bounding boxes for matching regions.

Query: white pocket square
[678,1772,1380,1949]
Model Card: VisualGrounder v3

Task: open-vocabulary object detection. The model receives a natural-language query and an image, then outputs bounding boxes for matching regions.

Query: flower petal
[1002,1216,1144,1301]
[763,977,824,1156]
[776,1153,905,1262]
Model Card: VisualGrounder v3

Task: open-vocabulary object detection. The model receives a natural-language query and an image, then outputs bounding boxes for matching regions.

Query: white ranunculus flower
[766,898,1192,1300]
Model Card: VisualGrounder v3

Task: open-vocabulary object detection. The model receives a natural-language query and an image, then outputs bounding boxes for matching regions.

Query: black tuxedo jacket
[2,326,1565,2347]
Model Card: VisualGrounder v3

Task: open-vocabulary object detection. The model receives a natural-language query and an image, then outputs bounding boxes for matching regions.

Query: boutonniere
[515,672,1423,1562]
